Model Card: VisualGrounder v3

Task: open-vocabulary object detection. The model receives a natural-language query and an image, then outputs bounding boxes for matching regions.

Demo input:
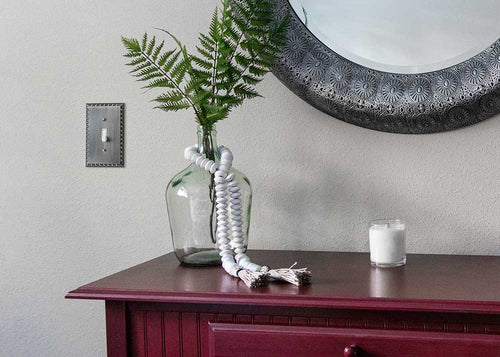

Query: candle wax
[369,224,406,264]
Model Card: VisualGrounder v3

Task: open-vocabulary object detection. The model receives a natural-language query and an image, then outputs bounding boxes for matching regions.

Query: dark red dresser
[66,250,500,356]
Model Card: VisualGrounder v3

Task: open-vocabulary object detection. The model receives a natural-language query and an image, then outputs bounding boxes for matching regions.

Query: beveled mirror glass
[266,0,500,133]
[289,0,500,74]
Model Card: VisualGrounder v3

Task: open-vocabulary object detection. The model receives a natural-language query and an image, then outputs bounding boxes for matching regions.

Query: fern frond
[223,24,239,43]
[129,62,151,74]
[154,90,185,103]
[241,74,261,85]
[184,76,210,94]
[171,58,189,84]
[139,72,163,82]
[233,83,261,98]
[121,36,141,52]
[143,78,175,89]
[152,40,164,61]
[122,0,289,127]
[158,49,175,67]
[248,64,267,76]
[196,46,214,61]
[235,53,252,67]
[164,51,180,72]
[122,32,202,123]
[192,55,213,70]
[127,56,147,66]
[134,66,159,78]
[155,102,191,112]
[204,104,230,122]
[234,2,251,21]
[141,33,148,51]
[146,36,156,56]
[191,89,211,105]
[209,7,220,42]
[199,34,215,51]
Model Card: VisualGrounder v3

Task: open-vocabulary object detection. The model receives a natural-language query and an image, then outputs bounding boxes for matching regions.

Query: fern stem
[227,1,259,67]
[210,41,219,105]
[214,0,258,100]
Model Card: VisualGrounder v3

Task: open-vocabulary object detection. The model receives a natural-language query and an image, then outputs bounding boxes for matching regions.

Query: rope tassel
[185,145,312,288]
[237,270,269,288]
[267,263,312,286]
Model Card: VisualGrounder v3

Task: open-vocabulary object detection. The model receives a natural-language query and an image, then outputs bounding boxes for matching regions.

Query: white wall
[1,0,499,356]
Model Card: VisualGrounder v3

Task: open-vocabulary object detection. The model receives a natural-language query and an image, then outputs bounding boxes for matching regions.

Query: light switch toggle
[101,128,108,143]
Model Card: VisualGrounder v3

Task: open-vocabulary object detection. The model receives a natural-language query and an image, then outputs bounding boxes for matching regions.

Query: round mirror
[289,0,500,74]
[258,0,500,133]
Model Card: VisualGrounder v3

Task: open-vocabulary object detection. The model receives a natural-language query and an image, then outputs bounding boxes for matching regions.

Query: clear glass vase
[166,125,252,266]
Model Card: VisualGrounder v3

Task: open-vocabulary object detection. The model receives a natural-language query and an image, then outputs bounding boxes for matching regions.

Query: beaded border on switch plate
[85,103,125,167]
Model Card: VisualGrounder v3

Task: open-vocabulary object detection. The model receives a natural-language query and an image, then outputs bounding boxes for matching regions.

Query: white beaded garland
[185,144,311,287]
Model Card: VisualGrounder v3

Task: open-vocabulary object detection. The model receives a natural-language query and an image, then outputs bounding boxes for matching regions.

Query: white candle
[369,219,406,267]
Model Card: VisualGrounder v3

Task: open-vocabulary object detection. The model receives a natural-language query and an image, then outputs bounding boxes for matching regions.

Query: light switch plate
[86,103,124,167]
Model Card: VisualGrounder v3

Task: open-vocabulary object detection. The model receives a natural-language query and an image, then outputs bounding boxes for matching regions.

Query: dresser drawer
[208,323,500,357]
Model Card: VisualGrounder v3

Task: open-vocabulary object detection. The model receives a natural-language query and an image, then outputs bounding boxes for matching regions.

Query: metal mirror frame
[269,0,500,133]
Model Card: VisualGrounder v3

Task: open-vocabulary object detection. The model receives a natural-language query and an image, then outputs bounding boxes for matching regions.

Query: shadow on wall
[257,147,496,255]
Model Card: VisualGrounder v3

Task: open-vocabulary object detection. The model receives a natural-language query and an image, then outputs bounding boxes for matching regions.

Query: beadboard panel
[125,305,500,357]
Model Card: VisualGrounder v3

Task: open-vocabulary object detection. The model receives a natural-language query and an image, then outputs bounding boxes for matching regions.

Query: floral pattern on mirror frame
[265,0,500,134]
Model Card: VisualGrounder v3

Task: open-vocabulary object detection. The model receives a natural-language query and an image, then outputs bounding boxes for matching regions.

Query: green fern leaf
[146,36,156,56]
[192,55,213,70]
[171,58,189,84]
[208,7,220,41]
[155,101,191,112]
[123,51,141,58]
[154,90,185,103]
[233,83,261,98]
[135,66,159,79]
[127,56,147,66]
[241,74,261,85]
[121,36,141,52]
[152,40,164,61]
[235,53,251,67]
[184,77,209,94]
[129,62,151,74]
[196,46,214,61]
[205,106,229,122]
[139,72,163,82]
[250,18,270,27]
[141,33,148,51]
[191,89,211,105]
[158,49,175,67]
[143,78,175,89]
[223,24,239,43]
[248,64,267,76]
[234,3,251,21]
[200,34,215,52]
[199,34,215,51]
[164,51,180,72]
[229,14,245,33]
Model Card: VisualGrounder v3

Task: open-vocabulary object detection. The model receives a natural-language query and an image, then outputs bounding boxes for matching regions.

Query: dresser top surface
[66,250,500,313]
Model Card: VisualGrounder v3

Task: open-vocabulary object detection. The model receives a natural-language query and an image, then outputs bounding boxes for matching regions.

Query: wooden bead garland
[184,145,312,288]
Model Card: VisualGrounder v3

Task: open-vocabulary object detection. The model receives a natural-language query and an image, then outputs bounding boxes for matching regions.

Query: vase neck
[197,125,219,162]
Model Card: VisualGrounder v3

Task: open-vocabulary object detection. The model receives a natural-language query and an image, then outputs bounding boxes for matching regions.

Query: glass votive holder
[369,219,406,268]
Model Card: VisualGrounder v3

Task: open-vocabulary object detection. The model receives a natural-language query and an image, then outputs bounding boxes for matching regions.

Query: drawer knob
[344,345,361,357]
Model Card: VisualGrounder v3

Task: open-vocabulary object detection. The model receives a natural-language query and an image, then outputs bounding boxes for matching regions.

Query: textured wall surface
[1,0,500,356]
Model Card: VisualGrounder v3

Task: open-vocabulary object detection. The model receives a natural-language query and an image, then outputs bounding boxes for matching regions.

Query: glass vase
[166,125,252,266]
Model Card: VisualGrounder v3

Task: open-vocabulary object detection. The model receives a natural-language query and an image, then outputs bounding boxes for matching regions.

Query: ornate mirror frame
[269,0,500,133]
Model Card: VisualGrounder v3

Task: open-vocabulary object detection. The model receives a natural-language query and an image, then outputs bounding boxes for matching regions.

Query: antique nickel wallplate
[86,103,125,167]
[251,0,500,134]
